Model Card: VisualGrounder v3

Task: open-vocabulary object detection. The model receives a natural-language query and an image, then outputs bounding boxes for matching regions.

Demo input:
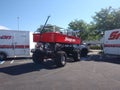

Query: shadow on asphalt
[0,61,61,75]
[88,54,120,65]
[0,57,82,75]
[1,54,120,75]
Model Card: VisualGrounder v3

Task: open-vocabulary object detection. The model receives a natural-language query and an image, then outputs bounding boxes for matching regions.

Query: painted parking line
[10,60,14,64]
[0,61,5,64]
[17,60,31,64]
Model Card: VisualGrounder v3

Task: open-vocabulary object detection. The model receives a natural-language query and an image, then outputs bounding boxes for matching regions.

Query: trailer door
[13,31,29,56]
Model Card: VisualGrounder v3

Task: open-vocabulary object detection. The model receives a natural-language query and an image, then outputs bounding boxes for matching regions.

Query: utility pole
[17,16,19,30]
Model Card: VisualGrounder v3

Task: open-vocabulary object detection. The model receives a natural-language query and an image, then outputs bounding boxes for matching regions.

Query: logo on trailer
[108,31,120,40]
[0,35,12,39]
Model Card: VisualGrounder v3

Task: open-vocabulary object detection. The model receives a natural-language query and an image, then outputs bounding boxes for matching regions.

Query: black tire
[73,51,80,62]
[32,49,44,64]
[54,51,67,67]
[0,52,7,60]
[80,48,88,57]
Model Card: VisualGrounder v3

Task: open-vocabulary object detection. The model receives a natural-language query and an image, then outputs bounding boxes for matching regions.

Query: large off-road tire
[32,49,44,64]
[80,48,88,57]
[0,52,7,60]
[54,51,67,67]
[73,51,80,62]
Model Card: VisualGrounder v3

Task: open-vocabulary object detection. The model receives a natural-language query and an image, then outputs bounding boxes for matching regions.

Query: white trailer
[103,29,120,56]
[0,30,35,60]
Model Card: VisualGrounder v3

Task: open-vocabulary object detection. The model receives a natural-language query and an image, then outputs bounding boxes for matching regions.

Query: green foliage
[89,45,101,50]
[68,19,98,41]
[68,6,120,41]
[68,20,87,30]
[68,20,88,40]
[93,7,120,31]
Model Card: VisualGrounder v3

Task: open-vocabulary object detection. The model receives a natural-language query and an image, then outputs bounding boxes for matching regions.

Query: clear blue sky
[0,0,120,31]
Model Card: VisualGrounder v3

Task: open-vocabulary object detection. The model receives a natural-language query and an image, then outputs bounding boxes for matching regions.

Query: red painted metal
[33,32,81,44]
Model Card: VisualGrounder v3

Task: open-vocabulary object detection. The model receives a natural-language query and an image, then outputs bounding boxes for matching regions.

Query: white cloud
[0,25,9,30]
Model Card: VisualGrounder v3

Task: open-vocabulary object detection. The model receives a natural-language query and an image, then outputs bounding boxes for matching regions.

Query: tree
[87,22,99,40]
[68,19,88,40]
[93,7,120,31]
[112,8,120,29]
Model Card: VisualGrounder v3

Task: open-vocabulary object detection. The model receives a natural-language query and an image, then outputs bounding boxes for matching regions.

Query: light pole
[17,16,19,30]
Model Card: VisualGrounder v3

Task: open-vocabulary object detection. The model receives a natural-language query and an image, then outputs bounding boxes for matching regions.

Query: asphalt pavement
[0,50,120,90]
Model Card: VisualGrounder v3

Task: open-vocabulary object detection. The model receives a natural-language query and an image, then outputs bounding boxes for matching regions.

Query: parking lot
[0,50,120,90]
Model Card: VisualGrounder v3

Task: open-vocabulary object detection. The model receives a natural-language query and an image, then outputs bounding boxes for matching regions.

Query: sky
[0,0,120,31]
